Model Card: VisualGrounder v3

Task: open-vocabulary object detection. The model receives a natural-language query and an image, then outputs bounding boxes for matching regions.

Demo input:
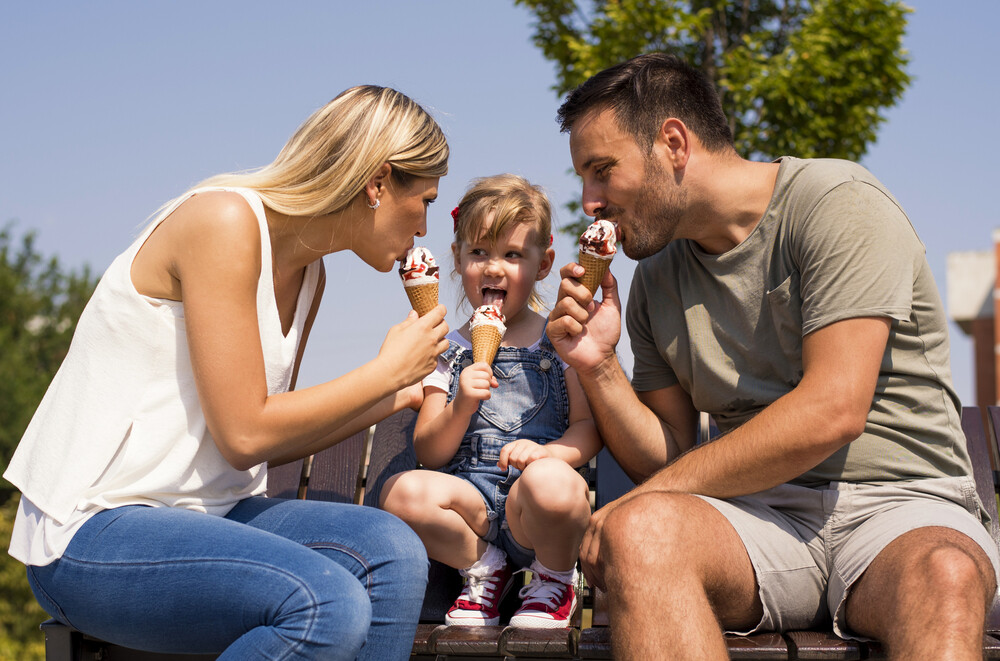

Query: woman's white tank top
[5,188,320,565]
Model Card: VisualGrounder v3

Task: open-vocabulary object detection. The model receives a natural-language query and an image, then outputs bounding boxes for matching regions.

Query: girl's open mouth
[482,287,506,310]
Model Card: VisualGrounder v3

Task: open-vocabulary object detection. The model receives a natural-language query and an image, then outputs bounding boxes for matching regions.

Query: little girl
[381,174,602,629]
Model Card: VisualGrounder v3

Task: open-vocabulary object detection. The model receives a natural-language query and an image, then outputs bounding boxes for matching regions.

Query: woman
[4,85,450,660]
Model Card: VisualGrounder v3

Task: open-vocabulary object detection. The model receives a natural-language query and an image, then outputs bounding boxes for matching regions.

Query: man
[547,52,998,660]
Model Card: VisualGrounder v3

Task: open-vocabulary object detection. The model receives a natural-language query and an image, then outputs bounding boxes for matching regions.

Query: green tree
[0,224,95,659]
[516,0,912,233]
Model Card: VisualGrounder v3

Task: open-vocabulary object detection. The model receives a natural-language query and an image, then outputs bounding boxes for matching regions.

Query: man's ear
[364,162,393,206]
[656,118,691,170]
[536,247,556,281]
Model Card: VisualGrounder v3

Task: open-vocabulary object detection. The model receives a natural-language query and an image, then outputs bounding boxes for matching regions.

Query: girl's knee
[379,471,432,522]
[517,459,589,513]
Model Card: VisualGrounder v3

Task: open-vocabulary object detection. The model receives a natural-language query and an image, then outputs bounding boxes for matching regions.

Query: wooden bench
[41,406,1000,659]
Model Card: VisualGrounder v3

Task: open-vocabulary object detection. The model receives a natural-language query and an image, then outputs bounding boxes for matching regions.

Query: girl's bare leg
[381,470,490,568]
[506,458,592,571]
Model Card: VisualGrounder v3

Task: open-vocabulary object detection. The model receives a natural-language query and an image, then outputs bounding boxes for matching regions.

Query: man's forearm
[640,385,852,499]
[577,356,684,483]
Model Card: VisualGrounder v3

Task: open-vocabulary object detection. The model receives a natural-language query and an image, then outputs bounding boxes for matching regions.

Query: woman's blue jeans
[25,497,428,660]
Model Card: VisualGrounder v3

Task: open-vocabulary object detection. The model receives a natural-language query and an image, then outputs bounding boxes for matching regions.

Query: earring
[367,198,380,210]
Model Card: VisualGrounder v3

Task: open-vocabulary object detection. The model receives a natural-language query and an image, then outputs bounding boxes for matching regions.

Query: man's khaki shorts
[698,476,1000,639]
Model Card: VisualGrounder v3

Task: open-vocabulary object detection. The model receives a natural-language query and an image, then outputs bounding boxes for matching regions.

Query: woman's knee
[372,507,429,570]
[281,568,372,657]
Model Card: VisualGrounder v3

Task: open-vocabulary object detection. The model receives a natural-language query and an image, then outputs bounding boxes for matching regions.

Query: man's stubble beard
[620,155,686,260]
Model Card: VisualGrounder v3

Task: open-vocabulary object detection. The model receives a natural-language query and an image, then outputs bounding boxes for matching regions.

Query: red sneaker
[509,571,577,629]
[445,562,516,626]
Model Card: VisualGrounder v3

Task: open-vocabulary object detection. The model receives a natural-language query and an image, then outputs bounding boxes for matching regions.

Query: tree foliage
[515,0,912,233]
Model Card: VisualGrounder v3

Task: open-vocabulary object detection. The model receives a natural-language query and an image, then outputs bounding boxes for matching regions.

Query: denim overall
[440,329,569,568]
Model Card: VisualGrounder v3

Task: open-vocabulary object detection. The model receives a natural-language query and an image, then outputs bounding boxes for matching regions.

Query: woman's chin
[357,252,397,273]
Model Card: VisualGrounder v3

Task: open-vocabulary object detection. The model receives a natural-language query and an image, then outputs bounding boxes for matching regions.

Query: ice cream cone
[471,324,503,366]
[578,251,611,295]
[405,282,439,317]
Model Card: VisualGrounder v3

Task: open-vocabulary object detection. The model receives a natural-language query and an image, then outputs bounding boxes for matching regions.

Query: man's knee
[911,537,996,607]
[600,492,698,563]
[855,527,997,622]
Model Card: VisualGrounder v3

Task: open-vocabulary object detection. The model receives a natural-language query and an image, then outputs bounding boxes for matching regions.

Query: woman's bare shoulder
[154,190,263,289]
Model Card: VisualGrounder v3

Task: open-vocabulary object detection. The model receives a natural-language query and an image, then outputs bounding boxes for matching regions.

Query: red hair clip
[549,234,554,247]
[451,206,461,232]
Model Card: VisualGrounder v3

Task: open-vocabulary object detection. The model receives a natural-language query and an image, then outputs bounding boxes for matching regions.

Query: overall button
[460,358,472,369]
[539,358,552,371]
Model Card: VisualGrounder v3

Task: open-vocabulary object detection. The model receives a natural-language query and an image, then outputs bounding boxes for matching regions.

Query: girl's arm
[166,192,449,470]
[498,365,603,470]
[413,362,496,469]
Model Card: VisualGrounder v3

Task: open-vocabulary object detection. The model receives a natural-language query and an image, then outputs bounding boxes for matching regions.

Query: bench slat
[724,633,790,660]
[501,627,579,658]
[576,626,612,659]
[785,630,862,660]
[432,624,507,655]
[984,632,1000,660]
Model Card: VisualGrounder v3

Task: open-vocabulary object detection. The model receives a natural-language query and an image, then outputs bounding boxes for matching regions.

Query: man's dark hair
[557,52,734,154]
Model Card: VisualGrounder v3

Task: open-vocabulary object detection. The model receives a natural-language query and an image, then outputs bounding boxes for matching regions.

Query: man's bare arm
[548,263,699,480]
[628,316,890,499]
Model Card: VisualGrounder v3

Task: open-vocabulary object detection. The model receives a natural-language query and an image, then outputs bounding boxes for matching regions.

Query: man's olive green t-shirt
[626,157,971,486]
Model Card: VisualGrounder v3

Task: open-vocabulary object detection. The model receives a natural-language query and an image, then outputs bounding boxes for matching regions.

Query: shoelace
[517,573,567,608]
[460,569,505,607]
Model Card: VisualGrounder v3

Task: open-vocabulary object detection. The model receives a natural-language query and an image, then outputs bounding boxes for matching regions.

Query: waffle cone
[471,325,503,366]
[404,282,439,316]
[578,251,612,294]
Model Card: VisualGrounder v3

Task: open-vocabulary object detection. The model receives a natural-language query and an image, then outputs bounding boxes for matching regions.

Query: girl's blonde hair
[191,85,449,215]
[452,174,553,312]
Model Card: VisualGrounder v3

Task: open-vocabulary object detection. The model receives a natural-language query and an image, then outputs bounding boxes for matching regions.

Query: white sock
[463,543,507,578]
[530,558,576,585]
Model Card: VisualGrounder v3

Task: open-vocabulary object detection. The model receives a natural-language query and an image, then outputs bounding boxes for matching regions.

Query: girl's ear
[364,163,392,207]
[451,241,462,266]
[536,247,556,281]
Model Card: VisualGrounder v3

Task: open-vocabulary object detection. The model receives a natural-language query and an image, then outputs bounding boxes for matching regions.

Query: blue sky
[2,1,997,406]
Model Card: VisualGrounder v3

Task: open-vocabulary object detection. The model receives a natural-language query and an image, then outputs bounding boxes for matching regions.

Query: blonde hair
[191,85,449,215]
[452,174,553,312]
